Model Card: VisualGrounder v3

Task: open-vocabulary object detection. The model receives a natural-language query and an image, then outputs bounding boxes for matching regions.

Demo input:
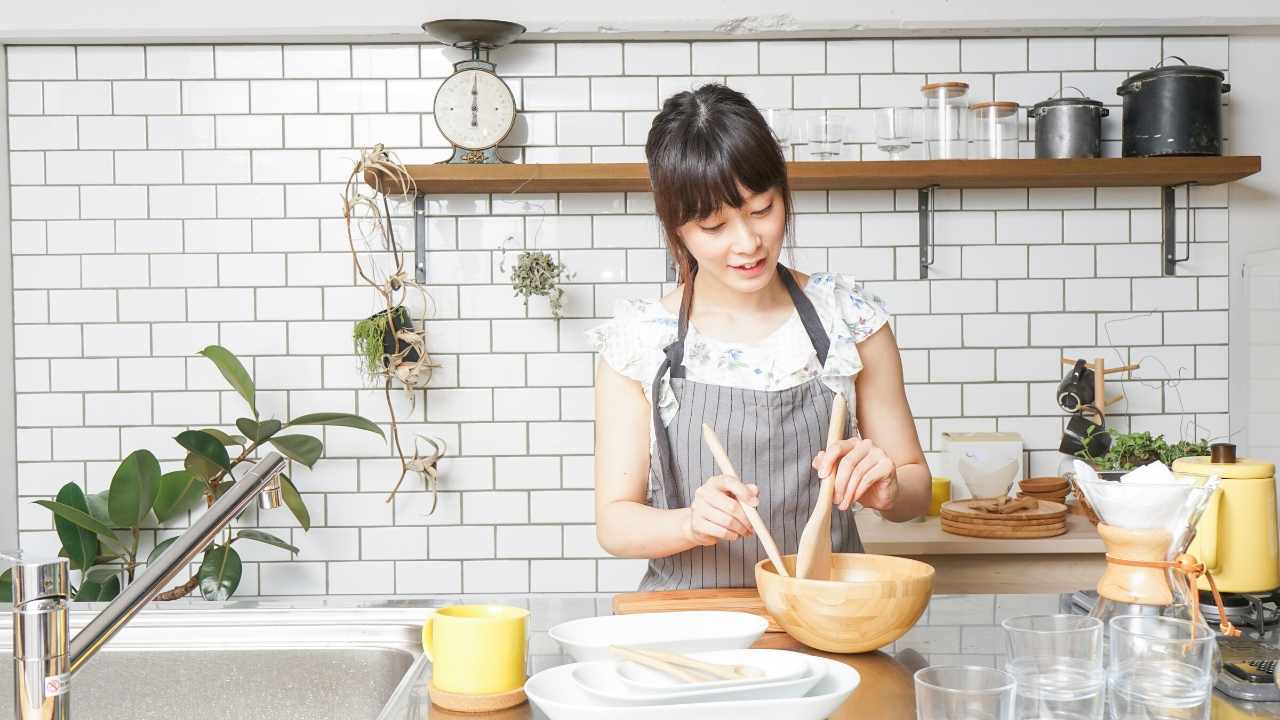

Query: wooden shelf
[364,156,1261,195]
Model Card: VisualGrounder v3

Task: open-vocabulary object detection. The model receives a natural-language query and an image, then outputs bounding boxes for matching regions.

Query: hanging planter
[353,306,421,380]
[506,249,573,319]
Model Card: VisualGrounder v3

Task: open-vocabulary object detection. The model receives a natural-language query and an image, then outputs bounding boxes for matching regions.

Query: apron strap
[649,263,832,507]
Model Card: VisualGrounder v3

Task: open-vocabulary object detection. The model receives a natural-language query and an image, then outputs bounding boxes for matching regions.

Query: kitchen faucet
[6,452,289,719]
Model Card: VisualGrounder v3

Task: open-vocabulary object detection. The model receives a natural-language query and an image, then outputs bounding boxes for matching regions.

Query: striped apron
[640,265,863,591]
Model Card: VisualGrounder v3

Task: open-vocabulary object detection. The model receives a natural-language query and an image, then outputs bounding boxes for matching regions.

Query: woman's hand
[813,437,900,512]
[684,475,759,546]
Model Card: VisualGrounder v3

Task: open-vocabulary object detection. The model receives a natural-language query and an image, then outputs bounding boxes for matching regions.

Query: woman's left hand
[813,437,899,512]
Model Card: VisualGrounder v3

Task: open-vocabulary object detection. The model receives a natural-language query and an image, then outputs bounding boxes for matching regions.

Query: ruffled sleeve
[803,273,891,401]
[585,296,678,392]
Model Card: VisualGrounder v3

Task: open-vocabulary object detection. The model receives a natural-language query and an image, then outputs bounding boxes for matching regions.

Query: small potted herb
[1076,428,1211,476]
[353,306,421,380]
[507,250,573,319]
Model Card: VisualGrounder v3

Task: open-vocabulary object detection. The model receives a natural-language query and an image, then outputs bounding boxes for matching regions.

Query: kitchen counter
[377,592,1278,719]
[860,513,1106,594]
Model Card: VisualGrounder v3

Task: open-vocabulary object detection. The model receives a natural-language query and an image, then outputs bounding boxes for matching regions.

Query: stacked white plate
[533,612,862,720]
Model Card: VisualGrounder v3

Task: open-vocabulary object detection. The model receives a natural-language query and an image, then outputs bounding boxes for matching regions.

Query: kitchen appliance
[1117,56,1231,157]
[1178,444,1280,594]
[969,100,1020,159]
[1030,89,1109,159]
[422,19,524,164]
[921,81,969,159]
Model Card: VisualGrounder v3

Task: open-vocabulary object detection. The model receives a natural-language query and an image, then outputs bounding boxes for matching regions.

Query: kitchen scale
[421,18,524,164]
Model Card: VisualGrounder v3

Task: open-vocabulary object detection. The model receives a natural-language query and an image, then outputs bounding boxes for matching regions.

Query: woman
[589,84,930,591]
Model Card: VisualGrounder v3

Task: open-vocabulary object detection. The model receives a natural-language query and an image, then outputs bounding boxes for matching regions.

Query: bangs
[656,128,784,226]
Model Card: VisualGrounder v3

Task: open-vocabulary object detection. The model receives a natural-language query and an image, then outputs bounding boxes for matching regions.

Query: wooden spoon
[701,424,790,578]
[794,393,849,580]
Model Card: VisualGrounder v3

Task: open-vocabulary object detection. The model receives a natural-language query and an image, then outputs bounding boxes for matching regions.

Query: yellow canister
[928,477,951,516]
[1176,453,1279,594]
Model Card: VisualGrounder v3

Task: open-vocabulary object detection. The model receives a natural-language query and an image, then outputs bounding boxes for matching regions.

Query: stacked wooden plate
[940,498,1069,539]
[1016,476,1070,504]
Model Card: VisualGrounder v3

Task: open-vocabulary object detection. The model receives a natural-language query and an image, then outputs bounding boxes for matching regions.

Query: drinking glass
[1108,615,1218,720]
[762,108,793,153]
[876,106,915,160]
[805,114,846,160]
[915,666,1016,720]
[1003,614,1104,720]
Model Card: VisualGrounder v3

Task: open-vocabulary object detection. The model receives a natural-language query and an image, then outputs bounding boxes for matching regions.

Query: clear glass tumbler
[1107,615,1219,720]
[761,108,793,153]
[876,106,916,160]
[915,665,1016,720]
[805,114,846,160]
[1003,614,1104,720]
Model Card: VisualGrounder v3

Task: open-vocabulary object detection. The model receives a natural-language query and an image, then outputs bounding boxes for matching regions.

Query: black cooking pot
[1117,56,1230,157]
[1030,92,1109,159]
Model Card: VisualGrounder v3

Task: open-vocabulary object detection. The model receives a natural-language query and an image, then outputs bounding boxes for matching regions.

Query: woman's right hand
[685,475,759,546]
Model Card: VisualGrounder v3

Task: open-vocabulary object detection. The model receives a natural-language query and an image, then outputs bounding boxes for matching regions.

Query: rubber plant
[15,345,384,603]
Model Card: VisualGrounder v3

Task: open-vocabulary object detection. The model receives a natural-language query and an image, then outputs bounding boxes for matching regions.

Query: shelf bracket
[1162,183,1195,277]
[413,193,427,284]
[918,185,939,280]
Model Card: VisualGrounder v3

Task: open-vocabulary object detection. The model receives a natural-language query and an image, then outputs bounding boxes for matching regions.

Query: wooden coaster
[941,499,1068,522]
[1019,476,1069,493]
[942,518,1067,539]
[941,512,1066,527]
[429,681,527,713]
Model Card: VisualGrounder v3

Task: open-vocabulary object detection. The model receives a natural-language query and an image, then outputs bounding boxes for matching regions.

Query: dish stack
[1016,476,1070,504]
[940,498,1069,539]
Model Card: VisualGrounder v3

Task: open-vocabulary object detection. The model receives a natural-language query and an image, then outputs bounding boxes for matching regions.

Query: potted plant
[0,345,383,604]
[507,249,573,319]
[353,306,421,380]
[1076,428,1211,475]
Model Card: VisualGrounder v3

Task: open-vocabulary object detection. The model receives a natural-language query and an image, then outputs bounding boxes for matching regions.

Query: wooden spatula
[701,424,790,578]
[794,393,848,580]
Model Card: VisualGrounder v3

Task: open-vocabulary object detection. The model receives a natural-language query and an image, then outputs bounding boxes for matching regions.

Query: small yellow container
[929,477,951,516]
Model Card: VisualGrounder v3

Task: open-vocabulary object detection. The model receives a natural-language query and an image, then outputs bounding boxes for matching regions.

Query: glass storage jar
[970,100,1020,159]
[921,81,969,159]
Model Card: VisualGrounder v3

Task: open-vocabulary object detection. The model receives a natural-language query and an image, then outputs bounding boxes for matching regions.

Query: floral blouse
[587,273,890,442]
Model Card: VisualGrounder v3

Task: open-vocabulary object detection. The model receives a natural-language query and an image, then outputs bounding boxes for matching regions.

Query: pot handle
[1221,82,1231,93]
[1100,107,1110,117]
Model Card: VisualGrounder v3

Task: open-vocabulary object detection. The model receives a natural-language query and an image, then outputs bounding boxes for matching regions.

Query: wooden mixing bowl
[755,553,934,653]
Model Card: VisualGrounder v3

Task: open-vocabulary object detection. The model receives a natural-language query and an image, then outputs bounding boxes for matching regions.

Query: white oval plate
[548,611,768,663]
[615,649,812,694]
[573,654,824,705]
[528,656,859,720]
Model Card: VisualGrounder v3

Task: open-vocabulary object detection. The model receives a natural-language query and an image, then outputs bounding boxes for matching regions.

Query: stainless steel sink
[1,600,433,720]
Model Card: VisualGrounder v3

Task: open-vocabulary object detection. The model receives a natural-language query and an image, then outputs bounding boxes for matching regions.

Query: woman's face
[677,185,785,295]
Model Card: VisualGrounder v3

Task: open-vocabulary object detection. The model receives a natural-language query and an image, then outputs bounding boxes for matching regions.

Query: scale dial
[433,68,516,151]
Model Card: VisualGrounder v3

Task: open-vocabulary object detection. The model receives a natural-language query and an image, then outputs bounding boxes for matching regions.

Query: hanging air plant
[505,249,573,319]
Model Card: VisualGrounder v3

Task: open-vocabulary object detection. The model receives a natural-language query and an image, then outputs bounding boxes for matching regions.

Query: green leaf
[184,452,223,484]
[236,418,282,443]
[86,490,112,527]
[279,474,310,532]
[152,470,206,523]
[34,500,126,553]
[199,427,248,447]
[1,569,12,604]
[53,483,98,571]
[287,412,385,440]
[108,449,162,528]
[76,573,121,602]
[198,545,242,601]
[234,529,299,555]
[176,430,232,472]
[269,435,323,469]
[83,566,122,584]
[146,536,179,566]
[199,345,256,418]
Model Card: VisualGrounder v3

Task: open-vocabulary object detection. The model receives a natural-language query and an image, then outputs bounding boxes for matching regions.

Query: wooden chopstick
[701,423,790,578]
[608,646,706,683]
[610,645,763,680]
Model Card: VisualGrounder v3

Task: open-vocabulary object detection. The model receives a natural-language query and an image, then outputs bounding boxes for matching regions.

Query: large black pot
[1117,57,1230,157]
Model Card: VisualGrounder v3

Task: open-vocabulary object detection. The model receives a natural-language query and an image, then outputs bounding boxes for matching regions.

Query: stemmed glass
[876,106,915,160]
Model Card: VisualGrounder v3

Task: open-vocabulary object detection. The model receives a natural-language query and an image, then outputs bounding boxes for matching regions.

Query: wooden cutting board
[939,512,1066,527]
[941,518,1067,539]
[941,498,1068,522]
[611,588,784,633]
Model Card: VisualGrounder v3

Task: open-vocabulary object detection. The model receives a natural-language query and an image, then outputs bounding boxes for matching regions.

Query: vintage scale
[422,19,524,164]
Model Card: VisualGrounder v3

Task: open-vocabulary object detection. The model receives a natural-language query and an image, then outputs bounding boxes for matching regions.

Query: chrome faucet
[7,452,289,719]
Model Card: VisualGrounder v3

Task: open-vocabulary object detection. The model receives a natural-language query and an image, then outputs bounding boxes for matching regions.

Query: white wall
[6,34,1240,596]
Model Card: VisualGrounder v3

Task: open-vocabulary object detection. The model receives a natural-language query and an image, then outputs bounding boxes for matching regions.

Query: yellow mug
[929,477,951,516]
[422,604,529,695]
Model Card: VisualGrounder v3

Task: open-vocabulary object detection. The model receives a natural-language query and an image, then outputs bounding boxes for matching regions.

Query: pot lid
[1172,456,1275,479]
[1120,58,1226,89]
[1031,96,1104,110]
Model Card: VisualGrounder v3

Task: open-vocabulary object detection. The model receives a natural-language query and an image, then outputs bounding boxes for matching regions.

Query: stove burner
[1199,590,1280,638]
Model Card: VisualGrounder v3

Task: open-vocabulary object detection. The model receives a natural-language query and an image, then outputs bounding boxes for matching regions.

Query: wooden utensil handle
[609,646,706,683]
[611,646,760,680]
[701,423,790,578]
[826,393,848,450]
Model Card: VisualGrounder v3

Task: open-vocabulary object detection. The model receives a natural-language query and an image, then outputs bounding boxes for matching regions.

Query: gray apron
[640,266,863,591]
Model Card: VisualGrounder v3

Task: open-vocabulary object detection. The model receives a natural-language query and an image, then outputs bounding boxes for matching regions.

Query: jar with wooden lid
[970,100,1020,159]
[921,81,969,159]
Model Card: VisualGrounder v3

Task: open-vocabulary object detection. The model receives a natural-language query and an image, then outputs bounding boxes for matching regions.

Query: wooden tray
[941,499,1068,522]
[940,512,1066,527]
[941,518,1067,539]
[611,588,784,633]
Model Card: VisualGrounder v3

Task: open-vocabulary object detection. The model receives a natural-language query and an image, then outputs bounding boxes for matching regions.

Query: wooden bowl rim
[755,553,936,587]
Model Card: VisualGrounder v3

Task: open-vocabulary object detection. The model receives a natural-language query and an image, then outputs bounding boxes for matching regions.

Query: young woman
[589,84,930,591]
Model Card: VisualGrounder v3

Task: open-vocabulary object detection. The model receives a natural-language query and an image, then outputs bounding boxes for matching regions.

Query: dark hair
[644,84,794,287]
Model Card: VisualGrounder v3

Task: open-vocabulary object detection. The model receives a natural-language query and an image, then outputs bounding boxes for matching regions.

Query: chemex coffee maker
[1181,443,1280,595]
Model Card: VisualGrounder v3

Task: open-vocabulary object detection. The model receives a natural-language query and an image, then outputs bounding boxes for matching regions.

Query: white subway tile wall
[7,36,1231,595]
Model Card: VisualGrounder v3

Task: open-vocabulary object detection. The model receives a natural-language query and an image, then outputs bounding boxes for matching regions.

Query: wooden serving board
[611,588,784,633]
[941,518,1067,539]
[941,498,1068,522]
[940,512,1067,527]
